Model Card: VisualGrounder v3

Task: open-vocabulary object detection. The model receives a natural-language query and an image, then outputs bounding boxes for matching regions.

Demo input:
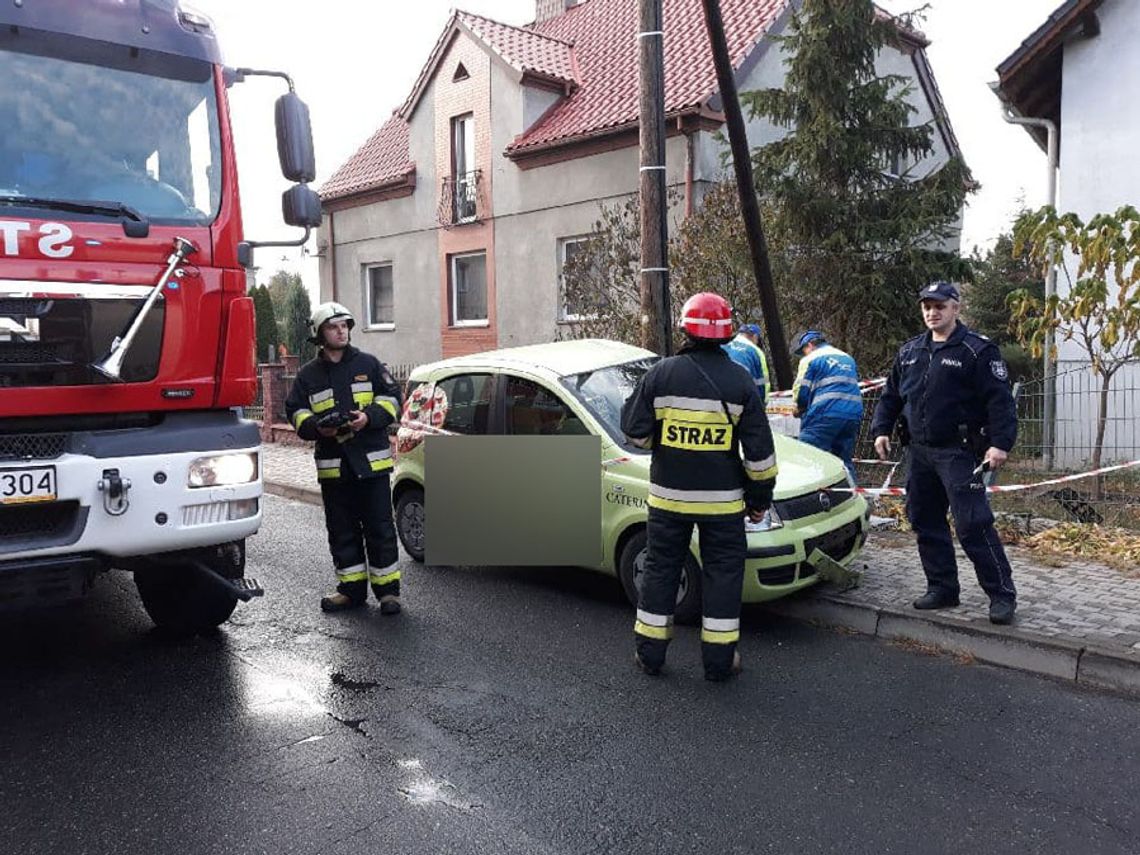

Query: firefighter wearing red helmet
[620,292,779,681]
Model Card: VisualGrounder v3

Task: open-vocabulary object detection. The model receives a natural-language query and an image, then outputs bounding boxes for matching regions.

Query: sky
[191,0,1064,292]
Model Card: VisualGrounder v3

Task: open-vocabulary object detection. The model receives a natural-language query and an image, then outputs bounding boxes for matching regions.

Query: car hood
[606,434,846,497]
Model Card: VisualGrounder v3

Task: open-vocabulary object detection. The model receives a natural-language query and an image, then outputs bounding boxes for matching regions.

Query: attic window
[453,63,469,82]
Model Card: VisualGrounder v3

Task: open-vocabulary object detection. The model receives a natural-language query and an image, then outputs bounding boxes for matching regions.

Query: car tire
[617,529,701,625]
[395,487,425,563]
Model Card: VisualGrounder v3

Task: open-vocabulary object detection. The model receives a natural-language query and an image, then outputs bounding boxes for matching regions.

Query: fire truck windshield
[0,40,222,226]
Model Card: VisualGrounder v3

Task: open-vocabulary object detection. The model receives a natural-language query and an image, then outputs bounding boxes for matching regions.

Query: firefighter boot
[704,650,742,682]
[379,595,401,616]
[320,592,366,613]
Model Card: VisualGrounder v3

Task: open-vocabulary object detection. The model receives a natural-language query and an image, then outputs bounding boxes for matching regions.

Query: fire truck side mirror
[275,92,316,183]
[282,185,322,229]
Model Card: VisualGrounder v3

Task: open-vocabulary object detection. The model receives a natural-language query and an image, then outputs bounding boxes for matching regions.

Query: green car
[392,339,868,622]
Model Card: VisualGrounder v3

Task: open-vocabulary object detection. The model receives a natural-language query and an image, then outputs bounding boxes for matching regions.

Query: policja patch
[990,360,1009,381]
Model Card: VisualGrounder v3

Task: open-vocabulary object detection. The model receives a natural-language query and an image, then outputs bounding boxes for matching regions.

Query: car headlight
[188,452,259,488]
[746,505,783,532]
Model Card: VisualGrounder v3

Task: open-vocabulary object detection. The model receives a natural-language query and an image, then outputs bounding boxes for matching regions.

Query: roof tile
[319,114,414,201]
[457,11,578,87]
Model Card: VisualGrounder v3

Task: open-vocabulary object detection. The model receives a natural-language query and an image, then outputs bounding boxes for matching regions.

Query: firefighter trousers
[634,507,747,678]
[319,473,400,603]
[906,443,1016,604]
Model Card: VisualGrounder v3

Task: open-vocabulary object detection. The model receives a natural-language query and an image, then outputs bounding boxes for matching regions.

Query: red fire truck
[0,1,321,632]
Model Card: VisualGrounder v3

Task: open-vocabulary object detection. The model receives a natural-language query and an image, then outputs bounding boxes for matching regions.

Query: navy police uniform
[871,289,1017,608]
[285,346,403,604]
[620,343,778,679]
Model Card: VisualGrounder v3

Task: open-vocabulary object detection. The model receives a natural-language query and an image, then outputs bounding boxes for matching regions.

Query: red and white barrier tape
[836,459,1140,496]
[399,420,456,436]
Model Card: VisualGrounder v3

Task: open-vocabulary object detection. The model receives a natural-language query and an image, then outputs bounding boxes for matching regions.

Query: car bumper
[740,497,868,602]
[0,447,262,565]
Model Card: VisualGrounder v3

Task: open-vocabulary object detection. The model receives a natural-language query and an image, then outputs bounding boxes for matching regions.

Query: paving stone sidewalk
[260,441,1140,693]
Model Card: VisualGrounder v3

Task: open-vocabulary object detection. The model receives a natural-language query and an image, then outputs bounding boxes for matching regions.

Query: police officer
[285,302,404,614]
[723,322,771,402]
[621,293,778,681]
[871,282,1018,624]
[791,330,863,482]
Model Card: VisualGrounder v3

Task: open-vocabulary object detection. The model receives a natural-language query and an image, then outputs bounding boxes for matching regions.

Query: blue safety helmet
[794,330,826,355]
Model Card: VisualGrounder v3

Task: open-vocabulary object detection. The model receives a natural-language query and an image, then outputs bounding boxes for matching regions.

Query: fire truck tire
[134,546,243,634]
[395,487,425,563]
[617,529,701,625]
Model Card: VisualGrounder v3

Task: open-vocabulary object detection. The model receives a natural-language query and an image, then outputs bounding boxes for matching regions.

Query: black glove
[316,411,350,430]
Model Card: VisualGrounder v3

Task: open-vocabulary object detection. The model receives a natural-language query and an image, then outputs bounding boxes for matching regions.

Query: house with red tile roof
[317,0,963,365]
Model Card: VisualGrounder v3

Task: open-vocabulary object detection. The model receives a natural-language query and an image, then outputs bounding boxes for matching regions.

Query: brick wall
[435,32,498,359]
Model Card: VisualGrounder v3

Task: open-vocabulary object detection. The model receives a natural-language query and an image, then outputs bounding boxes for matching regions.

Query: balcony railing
[438,170,482,227]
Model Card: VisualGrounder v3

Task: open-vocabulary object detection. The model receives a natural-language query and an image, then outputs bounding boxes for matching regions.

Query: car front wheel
[617,529,701,625]
[395,487,425,563]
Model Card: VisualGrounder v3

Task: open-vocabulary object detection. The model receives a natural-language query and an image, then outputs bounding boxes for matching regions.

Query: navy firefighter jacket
[870,322,1017,452]
[285,346,403,481]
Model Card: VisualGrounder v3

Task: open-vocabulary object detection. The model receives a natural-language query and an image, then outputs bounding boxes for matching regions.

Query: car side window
[505,376,588,436]
[436,373,494,435]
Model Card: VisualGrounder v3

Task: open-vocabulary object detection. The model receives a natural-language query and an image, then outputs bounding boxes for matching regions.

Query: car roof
[409,339,657,380]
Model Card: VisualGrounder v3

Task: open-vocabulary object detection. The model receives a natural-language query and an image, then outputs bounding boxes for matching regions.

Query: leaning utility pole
[638,0,673,355]
[700,0,793,389]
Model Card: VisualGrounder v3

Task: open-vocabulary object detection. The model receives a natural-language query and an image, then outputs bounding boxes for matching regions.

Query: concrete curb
[765,592,1140,697]
[264,481,321,506]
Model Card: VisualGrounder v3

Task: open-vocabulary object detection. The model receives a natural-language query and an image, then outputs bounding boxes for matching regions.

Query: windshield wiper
[0,195,150,238]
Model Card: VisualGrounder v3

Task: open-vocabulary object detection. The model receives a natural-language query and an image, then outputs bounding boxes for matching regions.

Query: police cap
[918,281,960,302]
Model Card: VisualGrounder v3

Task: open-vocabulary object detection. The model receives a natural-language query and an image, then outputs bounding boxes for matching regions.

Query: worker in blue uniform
[791,330,863,482]
[723,323,770,402]
[871,281,1019,624]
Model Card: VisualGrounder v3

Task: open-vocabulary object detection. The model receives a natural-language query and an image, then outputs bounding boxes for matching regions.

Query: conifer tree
[743,0,973,370]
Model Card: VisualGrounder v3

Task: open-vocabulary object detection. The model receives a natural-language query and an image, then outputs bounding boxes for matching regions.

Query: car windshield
[0,32,222,225]
[561,357,659,450]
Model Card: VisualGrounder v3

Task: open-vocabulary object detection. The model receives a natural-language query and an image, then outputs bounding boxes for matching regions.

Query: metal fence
[850,360,1140,530]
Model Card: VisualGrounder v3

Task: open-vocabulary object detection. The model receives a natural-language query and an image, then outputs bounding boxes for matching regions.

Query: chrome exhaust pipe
[92,237,197,381]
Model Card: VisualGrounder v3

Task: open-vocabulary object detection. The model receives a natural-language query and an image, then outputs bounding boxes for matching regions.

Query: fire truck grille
[0,433,68,461]
[0,298,49,315]
[0,501,79,542]
[0,343,61,364]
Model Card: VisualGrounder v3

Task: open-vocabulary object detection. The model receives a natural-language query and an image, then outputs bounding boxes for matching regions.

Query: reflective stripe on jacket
[792,344,863,427]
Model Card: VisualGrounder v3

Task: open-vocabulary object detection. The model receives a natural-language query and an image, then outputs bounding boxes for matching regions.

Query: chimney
[535,0,578,24]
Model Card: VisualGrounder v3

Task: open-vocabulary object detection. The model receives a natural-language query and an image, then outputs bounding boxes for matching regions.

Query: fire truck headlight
[188,452,259,488]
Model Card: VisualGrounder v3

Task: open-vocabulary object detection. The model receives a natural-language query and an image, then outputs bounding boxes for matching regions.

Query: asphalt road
[2,494,1139,855]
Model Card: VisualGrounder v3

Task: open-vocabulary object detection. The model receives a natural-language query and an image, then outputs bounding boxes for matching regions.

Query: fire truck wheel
[617,529,701,625]
[395,487,425,563]
[134,553,242,635]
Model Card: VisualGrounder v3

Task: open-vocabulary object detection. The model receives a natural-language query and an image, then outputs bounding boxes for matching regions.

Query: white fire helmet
[309,302,355,344]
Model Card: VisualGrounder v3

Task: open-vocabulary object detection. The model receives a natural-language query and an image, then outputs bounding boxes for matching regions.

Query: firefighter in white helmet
[285,302,405,613]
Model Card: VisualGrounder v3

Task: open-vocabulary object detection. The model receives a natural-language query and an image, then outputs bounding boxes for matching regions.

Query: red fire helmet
[680,292,734,340]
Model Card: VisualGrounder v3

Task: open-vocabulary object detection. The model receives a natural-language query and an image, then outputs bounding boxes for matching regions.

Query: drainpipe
[684,126,695,219]
[327,209,338,304]
[996,100,1058,469]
